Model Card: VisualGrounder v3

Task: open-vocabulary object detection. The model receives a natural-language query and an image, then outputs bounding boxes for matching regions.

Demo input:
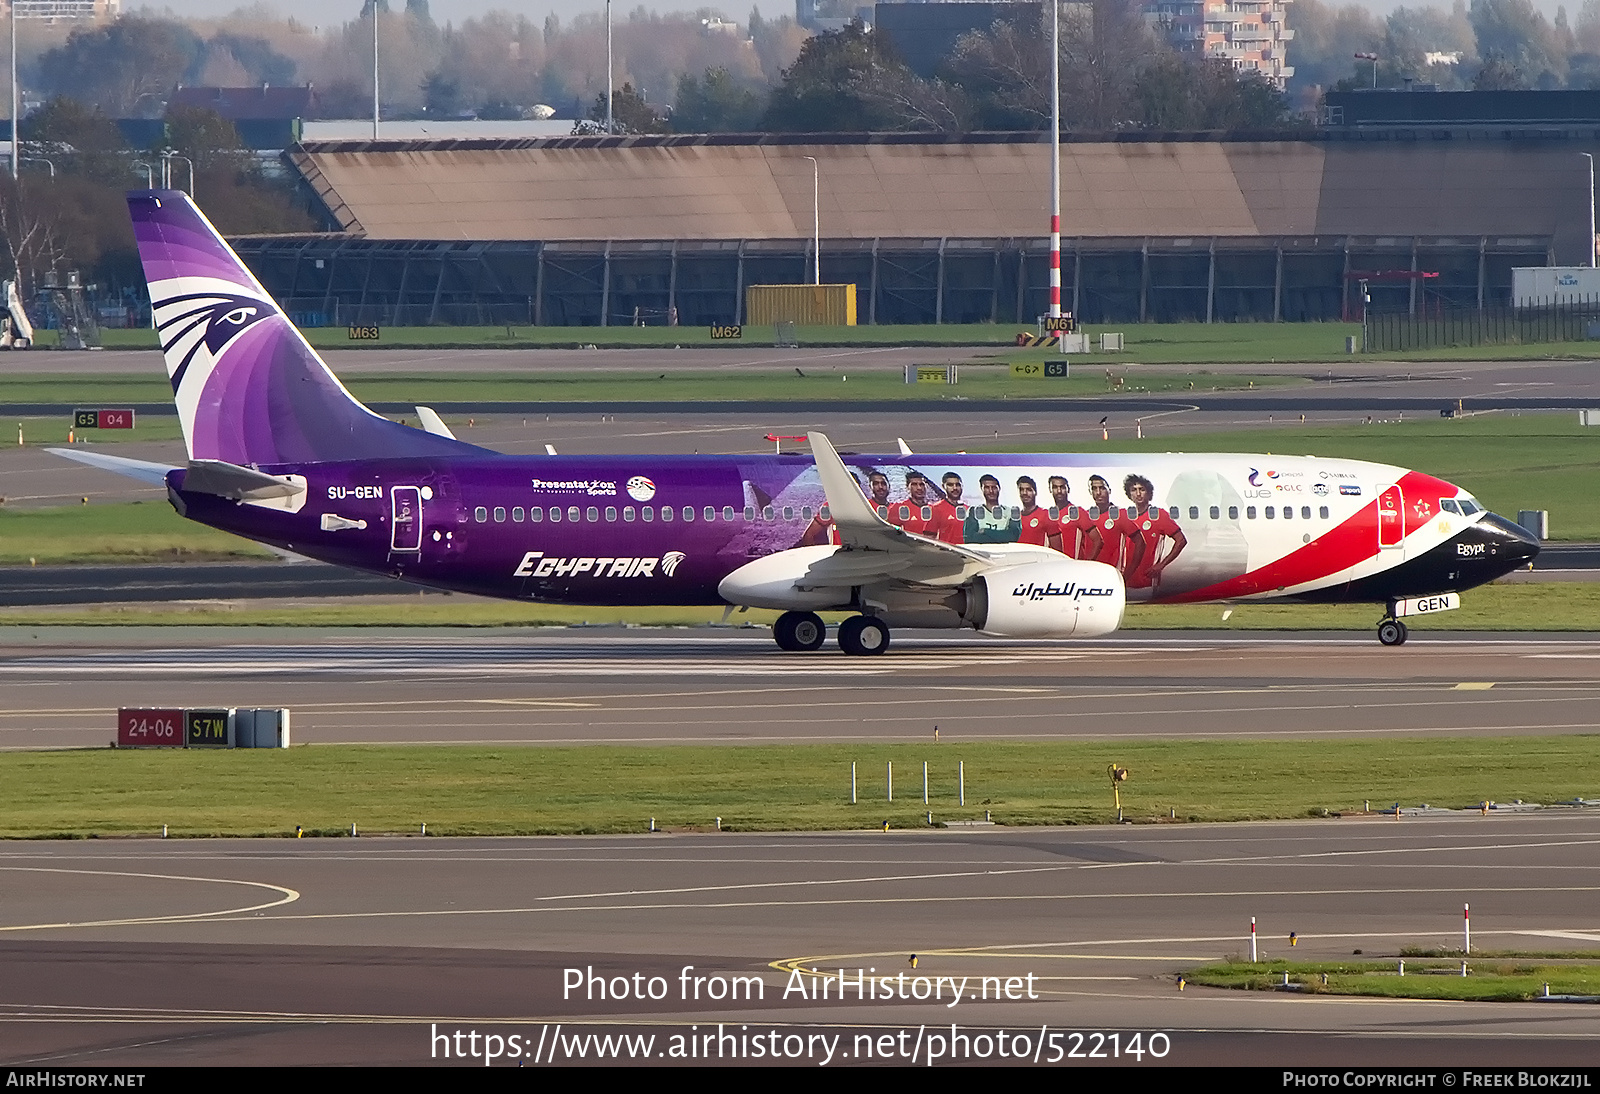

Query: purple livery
[51,191,1539,654]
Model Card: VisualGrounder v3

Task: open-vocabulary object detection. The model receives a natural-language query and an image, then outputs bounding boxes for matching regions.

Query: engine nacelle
[717,546,853,610]
[965,559,1125,638]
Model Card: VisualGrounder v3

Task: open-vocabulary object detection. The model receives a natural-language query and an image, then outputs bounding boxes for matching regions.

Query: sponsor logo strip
[1165,470,1444,603]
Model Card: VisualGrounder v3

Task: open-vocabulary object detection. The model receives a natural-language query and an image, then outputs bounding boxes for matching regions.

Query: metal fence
[276,298,537,329]
[1365,298,1600,352]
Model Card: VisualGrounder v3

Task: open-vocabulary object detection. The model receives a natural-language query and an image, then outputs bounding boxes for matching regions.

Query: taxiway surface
[3,630,1599,750]
[1,814,1597,1065]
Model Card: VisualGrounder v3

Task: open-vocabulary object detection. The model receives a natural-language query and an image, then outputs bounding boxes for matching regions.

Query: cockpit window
[1440,499,1461,515]
[1459,498,1480,515]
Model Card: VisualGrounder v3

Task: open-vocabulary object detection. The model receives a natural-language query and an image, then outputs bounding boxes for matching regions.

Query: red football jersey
[888,500,940,537]
[803,513,842,546]
[1091,507,1139,569]
[1052,507,1096,558]
[1126,506,1181,588]
[931,498,965,544]
[1018,508,1054,547]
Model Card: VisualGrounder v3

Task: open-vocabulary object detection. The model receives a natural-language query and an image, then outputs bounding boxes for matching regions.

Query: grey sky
[126,0,1583,34]
[129,0,746,32]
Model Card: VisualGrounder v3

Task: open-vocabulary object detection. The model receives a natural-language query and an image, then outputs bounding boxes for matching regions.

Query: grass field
[1183,959,1600,1002]
[8,416,185,446]
[1,736,1595,837]
[77,320,1600,362]
[0,581,1579,629]
[0,500,275,564]
[0,367,1301,410]
[89,321,1368,356]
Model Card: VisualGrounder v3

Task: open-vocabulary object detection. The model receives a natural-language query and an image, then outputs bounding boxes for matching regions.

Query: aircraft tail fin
[130,190,489,465]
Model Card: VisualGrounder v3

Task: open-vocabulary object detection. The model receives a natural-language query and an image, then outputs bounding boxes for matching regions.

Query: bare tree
[858,65,974,131]
[0,176,66,309]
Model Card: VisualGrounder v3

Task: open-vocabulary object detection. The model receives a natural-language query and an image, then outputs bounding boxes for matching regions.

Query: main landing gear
[773,610,827,651]
[837,615,890,656]
[771,611,891,655]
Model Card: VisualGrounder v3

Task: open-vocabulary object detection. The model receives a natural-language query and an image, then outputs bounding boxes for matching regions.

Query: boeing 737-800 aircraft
[53,192,1540,654]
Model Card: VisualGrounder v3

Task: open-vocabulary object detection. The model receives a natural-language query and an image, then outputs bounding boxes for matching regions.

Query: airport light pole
[371,3,380,140]
[1048,0,1061,320]
[1580,151,1593,268]
[804,155,819,285]
[606,0,613,134]
[10,0,18,180]
[162,152,193,197]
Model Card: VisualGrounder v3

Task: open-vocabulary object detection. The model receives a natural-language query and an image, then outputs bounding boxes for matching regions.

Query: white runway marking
[185,885,1600,926]
[0,867,300,932]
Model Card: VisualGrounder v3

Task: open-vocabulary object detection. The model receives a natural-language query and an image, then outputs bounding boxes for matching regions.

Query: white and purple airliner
[54,192,1539,654]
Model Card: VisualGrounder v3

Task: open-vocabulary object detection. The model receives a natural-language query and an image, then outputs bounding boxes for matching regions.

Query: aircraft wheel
[773,610,826,652]
[838,615,890,656]
[1377,619,1408,647]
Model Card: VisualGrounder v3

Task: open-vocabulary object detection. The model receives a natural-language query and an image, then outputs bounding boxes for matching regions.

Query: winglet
[415,406,456,440]
[807,430,890,541]
[897,437,913,456]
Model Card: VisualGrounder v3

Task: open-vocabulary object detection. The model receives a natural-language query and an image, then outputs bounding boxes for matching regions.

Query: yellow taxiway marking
[1454,682,1496,690]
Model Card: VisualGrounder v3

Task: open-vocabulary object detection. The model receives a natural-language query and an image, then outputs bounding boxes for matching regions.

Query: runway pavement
[4,630,1600,750]
[1,813,1597,1065]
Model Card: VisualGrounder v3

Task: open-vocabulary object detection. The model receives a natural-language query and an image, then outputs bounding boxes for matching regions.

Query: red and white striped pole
[1250,916,1258,962]
[1048,0,1061,320]
[1464,903,1470,955]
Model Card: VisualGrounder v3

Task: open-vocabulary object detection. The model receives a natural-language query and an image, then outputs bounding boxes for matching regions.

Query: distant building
[2,0,119,19]
[872,1,1292,88]
[1322,89,1600,128]
[798,0,874,33]
[875,2,1039,78]
[169,85,320,150]
[1146,0,1295,88]
[300,119,573,141]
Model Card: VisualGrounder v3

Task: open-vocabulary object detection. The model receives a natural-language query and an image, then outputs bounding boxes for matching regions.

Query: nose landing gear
[1377,617,1408,646]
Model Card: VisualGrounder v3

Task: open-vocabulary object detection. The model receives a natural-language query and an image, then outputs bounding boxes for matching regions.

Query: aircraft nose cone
[1481,512,1540,567]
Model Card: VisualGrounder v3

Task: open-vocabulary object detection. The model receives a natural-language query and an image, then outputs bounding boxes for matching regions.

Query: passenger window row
[473,504,835,524]
[470,502,1339,524]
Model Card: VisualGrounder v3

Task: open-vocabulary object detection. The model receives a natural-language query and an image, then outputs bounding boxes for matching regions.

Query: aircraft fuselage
[168,450,1538,609]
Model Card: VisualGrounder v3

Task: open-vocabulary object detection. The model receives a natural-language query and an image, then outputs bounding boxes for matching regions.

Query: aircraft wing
[45,447,179,485]
[804,430,1034,586]
[183,460,306,501]
[48,448,305,503]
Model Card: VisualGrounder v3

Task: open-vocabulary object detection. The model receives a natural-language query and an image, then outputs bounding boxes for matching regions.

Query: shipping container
[1512,267,1600,307]
[746,284,858,326]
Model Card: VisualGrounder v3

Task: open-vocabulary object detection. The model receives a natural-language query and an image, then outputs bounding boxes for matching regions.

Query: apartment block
[1146,0,1294,87]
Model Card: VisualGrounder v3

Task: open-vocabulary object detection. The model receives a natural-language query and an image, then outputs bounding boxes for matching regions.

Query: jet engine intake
[965,559,1125,638]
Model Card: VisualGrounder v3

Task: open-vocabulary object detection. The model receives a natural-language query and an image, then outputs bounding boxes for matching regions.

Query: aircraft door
[1377,485,1404,551]
[391,485,423,552]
